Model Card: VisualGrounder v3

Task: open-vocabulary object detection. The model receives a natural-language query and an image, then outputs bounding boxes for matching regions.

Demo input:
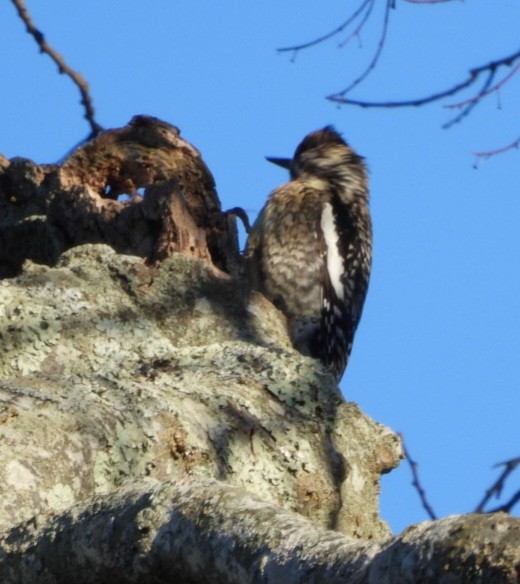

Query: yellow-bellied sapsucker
[245,126,371,381]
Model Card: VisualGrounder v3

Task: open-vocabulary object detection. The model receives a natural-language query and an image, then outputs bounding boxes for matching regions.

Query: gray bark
[0,245,398,541]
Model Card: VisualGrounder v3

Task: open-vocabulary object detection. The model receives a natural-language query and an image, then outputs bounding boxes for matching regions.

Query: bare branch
[487,490,520,514]
[474,457,520,513]
[335,0,393,96]
[399,433,438,521]
[444,63,520,111]
[277,1,395,98]
[338,0,376,49]
[472,134,520,166]
[442,67,497,129]
[10,0,102,138]
[441,61,520,129]
[328,48,520,109]
[278,0,518,149]
[277,0,374,54]
[404,0,461,4]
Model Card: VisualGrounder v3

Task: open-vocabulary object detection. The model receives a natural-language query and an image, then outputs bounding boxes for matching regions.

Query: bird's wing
[318,194,370,380]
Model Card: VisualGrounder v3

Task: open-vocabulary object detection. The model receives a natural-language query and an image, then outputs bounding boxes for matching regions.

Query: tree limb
[1,477,519,584]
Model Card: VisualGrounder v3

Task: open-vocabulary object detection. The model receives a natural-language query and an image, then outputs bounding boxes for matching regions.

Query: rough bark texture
[0,115,240,277]
[0,244,398,540]
[1,478,518,584]
[0,120,518,582]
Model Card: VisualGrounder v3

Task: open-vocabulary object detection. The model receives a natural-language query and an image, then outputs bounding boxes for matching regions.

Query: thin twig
[486,490,520,514]
[444,62,520,110]
[404,0,460,4]
[474,457,520,513]
[10,0,102,138]
[332,0,393,98]
[277,0,373,54]
[277,0,517,153]
[472,134,520,167]
[442,67,496,129]
[338,0,376,50]
[329,48,520,107]
[399,433,437,520]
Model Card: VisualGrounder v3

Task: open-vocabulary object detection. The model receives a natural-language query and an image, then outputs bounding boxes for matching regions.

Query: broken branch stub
[0,115,240,275]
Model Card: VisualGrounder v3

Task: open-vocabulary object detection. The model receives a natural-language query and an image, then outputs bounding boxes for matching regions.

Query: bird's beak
[265,156,293,170]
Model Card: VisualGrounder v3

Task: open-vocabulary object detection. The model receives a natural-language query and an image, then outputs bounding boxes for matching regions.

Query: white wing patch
[320,202,344,300]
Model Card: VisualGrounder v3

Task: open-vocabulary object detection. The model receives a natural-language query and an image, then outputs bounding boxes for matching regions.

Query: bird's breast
[260,194,324,317]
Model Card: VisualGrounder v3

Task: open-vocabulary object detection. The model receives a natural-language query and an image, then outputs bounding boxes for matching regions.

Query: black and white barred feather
[246,126,371,381]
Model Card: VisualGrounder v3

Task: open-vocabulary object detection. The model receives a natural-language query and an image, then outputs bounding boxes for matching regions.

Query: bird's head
[266,126,365,182]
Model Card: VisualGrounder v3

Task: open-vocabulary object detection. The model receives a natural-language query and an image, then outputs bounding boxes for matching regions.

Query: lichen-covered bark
[0,245,399,541]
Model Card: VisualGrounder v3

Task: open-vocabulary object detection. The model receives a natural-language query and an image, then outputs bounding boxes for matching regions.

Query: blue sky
[1,1,519,534]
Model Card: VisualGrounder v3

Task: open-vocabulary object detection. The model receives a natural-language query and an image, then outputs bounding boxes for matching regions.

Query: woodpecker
[245,126,371,381]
